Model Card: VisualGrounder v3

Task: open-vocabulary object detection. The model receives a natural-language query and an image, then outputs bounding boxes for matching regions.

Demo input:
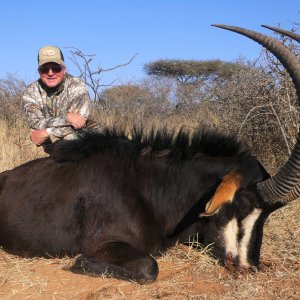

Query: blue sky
[1,1,299,86]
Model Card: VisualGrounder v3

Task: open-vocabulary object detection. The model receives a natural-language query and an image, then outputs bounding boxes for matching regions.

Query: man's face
[38,62,66,88]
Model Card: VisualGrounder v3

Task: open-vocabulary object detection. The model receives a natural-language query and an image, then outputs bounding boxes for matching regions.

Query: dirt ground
[0,202,299,300]
[0,252,228,300]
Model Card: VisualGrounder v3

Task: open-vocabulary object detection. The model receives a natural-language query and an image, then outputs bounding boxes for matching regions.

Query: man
[22,45,92,153]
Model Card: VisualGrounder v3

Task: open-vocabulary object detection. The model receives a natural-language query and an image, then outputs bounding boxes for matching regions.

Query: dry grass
[0,112,299,299]
[0,117,46,173]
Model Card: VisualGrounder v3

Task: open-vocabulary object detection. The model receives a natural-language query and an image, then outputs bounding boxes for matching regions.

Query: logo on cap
[42,49,56,56]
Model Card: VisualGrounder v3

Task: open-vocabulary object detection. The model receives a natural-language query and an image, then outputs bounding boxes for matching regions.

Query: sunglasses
[39,65,64,74]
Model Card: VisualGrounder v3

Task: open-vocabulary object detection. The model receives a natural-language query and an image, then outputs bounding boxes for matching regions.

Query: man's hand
[67,112,86,129]
[30,129,49,146]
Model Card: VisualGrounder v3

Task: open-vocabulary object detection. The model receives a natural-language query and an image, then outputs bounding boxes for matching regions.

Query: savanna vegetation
[0,27,299,299]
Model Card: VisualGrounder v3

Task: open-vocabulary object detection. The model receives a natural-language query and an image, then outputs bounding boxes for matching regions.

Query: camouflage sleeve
[22,95,69,128]
[22,91,74,143]
[66,78,91,118]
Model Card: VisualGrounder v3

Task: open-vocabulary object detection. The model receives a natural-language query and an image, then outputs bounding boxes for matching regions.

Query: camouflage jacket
[22,74,91,143]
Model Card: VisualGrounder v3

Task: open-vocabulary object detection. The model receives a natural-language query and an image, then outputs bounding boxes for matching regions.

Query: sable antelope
[0,24,299,284]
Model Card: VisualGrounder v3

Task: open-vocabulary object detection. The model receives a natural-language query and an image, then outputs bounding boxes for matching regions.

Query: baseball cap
[38,46,64,66]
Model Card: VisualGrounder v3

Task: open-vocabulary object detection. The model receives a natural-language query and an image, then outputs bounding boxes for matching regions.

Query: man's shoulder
[65,74,85,85]
[26,79,40,88]
[65,74,87,92]
[23,80,40,96]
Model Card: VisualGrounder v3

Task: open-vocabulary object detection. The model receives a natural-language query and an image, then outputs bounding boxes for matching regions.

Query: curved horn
[261,25,300,43]
[212,24,300,205]
[282,184,300,203]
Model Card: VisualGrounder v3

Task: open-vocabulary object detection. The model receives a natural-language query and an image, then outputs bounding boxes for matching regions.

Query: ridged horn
[212,24,300,205]
[282,184,300,203]
[261,25,300,43]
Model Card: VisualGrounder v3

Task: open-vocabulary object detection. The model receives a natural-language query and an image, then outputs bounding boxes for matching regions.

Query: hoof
[126,256,159,284]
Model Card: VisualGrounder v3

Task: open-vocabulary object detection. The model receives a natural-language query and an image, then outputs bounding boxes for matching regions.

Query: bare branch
[66,47,138,101]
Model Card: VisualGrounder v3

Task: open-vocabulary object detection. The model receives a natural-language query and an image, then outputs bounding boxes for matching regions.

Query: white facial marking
[223,218,239,259]
[239,208,262,267]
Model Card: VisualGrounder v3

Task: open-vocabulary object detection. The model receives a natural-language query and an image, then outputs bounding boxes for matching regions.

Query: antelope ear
[200,171,240,217]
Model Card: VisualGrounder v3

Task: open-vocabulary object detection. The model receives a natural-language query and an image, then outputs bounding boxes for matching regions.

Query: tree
[143,59,249,105]
[143,59,243,84]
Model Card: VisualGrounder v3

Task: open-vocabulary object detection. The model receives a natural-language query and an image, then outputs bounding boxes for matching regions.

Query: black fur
[52,127,249,163]
[0,127,270,283]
